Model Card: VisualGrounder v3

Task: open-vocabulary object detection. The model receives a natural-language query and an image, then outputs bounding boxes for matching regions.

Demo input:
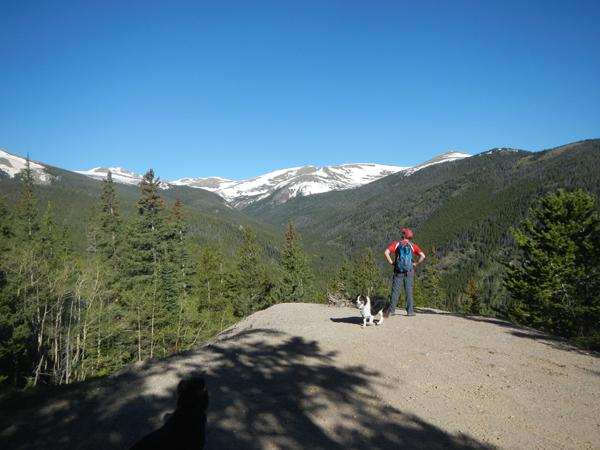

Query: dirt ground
[1,303,599,450]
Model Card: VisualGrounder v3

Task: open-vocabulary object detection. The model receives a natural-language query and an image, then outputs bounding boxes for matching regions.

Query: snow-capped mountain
[74,167,145,186]
[0,148,472,208]
[0,149,51,184]
[404,151,472,176]
[168,163,409,208]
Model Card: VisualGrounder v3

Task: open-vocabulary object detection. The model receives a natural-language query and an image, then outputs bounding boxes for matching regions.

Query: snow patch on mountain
[74,167,146,186]
[67,151,471,208]
[403,151,472,175]
[0,149,51,183]
[168,163,408,208]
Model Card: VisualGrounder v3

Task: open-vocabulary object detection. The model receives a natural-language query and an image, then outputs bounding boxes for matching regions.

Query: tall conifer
[229,227,270,316]
[97,171,122,262]
[16,155,39,241]
[422,246,445,309]
[274,221,316,303]
[504,189,600,347]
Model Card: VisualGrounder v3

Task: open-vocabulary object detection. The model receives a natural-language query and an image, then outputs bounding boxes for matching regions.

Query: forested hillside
[0,140,598,387]
[0,164,298,387]
[0,164,284,262]
[243,139,600,312]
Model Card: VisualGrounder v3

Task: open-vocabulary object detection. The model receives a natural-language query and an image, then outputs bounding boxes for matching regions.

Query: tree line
[1,158,598,387]
[0,160,319,387]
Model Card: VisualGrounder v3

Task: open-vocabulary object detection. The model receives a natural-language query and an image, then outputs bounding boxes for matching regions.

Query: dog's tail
[383,302,391,318]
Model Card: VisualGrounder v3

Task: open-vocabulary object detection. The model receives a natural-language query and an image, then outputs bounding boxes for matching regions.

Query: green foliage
[421,246,445,309]
[16,156,39,241]
[326,257,352,301]
[351,250,388,298]
[273,222,317,304]
[244,139,600,313]
[1,139,600,385]
[0,167,281,386]
[463,278,483,315]
[227,227,273,317]
[504,189,600,348]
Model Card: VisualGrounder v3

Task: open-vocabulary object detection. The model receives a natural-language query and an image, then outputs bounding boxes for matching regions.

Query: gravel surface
[1,303,599,449]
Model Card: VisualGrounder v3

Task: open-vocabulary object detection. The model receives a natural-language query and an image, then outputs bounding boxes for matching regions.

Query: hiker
[384,228,426,316]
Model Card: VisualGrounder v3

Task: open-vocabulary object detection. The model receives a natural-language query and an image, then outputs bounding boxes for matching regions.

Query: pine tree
[16,155,39,241]
[351,253,367,296]
[327,257,352,299]
[413,273,425,307]
[97,171,123,262]
[228,227,271,317]
[504,189,600,348]
[197,243,235,331]
[119,169,169,360]
[121,169,167,284]
[274,221,317,303]
[362,249,387,297]
[421,246,445,309]
[86,206,99,254]
[166,198,191,296]
[0,197,15,384]
[464,278,483,315]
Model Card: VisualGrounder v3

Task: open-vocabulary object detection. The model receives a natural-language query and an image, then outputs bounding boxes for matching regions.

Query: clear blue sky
[1,1,598,181]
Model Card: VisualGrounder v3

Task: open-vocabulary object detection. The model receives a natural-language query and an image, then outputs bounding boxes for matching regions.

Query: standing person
[384,228,426,316]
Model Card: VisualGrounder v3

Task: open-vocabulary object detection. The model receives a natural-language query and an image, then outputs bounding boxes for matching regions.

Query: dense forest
[0,139,599,386]
[0,161,393,387]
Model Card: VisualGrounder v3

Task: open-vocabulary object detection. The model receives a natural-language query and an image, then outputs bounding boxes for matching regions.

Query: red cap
[402,228,413,238]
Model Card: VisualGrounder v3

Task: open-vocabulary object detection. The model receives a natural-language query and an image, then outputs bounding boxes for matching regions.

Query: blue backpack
[397,241,413,273]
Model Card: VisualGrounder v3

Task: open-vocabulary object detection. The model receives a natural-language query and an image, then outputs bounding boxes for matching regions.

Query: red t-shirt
[387,240,423,272]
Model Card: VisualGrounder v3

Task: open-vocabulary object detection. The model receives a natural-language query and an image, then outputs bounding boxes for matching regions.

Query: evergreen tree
[97,171,123,262]
[0,197,15,384]
[413,273,425,307]
[504,189,600,348]
[274,221,316,303]
[119,169,169,359]
[16,155,39,241]
[349,251,387,297]
[166,198,192,297]
[197,243,235,334]
[464,278,483,315]
[121,169,167,284]
[228,227,271,317]
[86,206,99,254]
[326,257,352,300]
[362,249,387,297]
[351,253,367,296]
[421,246,445,309]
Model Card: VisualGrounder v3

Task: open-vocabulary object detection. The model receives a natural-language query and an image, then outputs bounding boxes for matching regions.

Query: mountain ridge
[1,149,472,208]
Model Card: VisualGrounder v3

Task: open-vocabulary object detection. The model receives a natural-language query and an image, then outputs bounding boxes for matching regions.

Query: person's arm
[413,251,426,267]
[384,248,395,265]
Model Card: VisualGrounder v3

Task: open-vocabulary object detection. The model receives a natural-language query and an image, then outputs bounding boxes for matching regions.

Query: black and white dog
[130,377,209,450]
[356,295,391,328]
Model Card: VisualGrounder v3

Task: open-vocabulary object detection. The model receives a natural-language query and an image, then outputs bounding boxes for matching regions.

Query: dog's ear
[177,379,188,395]
[177,377,205,395]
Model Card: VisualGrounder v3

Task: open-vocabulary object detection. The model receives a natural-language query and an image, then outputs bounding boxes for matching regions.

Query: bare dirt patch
[1,303,599,449]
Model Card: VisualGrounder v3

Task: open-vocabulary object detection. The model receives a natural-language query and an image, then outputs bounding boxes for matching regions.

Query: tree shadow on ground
[183,328,496,449]
[0,328,498,450]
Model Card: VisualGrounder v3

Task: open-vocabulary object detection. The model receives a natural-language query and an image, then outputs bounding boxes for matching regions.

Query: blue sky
[1,1,598,181]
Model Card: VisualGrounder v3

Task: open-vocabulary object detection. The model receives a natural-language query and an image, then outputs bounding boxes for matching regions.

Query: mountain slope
[71,152,471,208]
[0,153,284,261]
[243,139,600,309]
[168,163,410,208]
